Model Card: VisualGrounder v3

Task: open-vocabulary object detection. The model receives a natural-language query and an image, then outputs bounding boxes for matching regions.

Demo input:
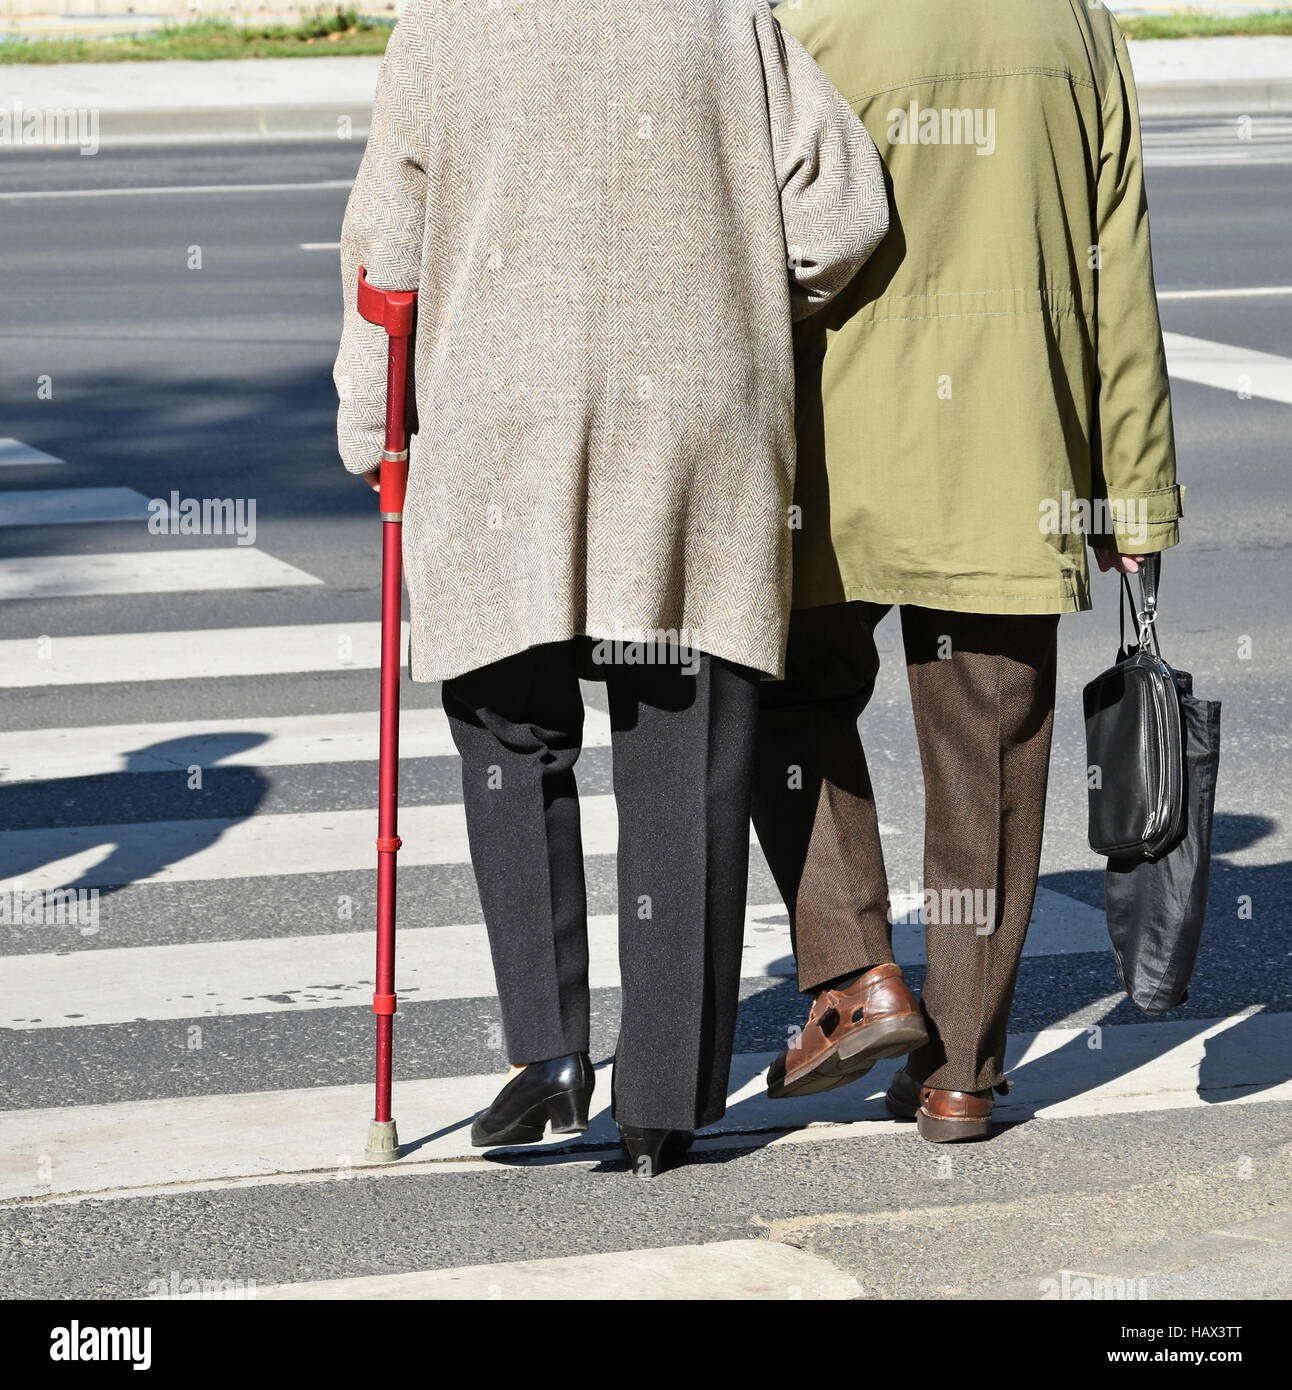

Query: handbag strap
[1120,553,1162,655]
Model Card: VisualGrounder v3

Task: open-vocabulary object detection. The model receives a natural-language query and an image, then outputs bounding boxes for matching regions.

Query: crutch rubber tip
[364,1119,401,1163]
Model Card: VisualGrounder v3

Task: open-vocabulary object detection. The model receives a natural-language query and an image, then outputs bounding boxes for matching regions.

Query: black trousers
[442,639,761,1130]
[751,603,1059,1093]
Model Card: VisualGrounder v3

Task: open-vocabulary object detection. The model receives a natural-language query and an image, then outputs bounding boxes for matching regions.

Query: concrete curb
[94,102,373,144]
[65,77,1285,146]
[78,83,1292,146]
[1137,79,1292,117]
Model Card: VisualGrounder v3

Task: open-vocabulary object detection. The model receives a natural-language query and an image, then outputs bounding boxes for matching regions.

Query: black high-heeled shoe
[617,1125,695,1179]
[471,1053,594,1147]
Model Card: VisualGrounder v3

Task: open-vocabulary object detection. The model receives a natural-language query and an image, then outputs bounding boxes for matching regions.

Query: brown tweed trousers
[751,602,1059,1093]
[333,0,889,683]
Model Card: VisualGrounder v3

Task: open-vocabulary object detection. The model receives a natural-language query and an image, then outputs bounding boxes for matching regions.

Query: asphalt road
[0,120,1288,1305]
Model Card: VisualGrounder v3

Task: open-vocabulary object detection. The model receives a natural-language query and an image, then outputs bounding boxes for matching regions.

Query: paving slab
[232,1238,862,1301]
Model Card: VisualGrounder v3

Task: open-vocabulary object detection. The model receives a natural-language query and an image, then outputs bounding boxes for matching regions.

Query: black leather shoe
[617,1125,694,1179]
[471,1053,594,1147]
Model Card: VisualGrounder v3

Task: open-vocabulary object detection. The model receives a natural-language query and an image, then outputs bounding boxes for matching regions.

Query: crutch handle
[357,267,418,519]
[357,265,418,337]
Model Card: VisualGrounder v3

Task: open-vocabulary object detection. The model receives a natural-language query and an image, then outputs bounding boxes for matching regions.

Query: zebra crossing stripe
[0,549,322,602]
[0,888,1105,1029]
[0,797,618,889]
[0,706,615,782]
[1164,331,1292,405]
[0,905,792,1029]
[242,1240,862,1301]
[2,1008,1286,1204]
[0,439,63,467]
[0,622,408,687]
[0,488,161,528]
[0,788,894,890]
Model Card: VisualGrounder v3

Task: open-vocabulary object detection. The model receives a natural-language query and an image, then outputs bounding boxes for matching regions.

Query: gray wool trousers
[442,639,761,1131]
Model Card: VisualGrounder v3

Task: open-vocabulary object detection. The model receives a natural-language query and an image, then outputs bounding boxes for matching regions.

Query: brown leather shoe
[885,1066,1011,1142]
[767,963,929,1099]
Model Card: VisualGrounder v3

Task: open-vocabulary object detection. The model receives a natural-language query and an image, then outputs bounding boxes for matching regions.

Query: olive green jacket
[777,0,1183,614]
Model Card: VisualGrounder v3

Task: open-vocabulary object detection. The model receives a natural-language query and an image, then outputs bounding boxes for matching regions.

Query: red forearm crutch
[357,266,417,1164]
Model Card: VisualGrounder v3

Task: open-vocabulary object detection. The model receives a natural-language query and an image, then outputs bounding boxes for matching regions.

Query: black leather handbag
[1083,556,1185,859]
[1083,556,1222,1016]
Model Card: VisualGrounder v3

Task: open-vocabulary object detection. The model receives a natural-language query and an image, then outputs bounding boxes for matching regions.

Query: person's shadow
[1034,812,1289,1110]
[423,809,1286,1168]
[715,810,1288,1136]
[0,733,269,897]
[1191,812,1288,1104]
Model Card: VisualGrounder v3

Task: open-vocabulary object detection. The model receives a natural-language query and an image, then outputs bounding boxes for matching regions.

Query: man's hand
[1094,550,1145,575]
[361,467,382,493]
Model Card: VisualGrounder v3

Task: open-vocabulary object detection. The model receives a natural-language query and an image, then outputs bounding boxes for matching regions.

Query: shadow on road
[0,733,269,897]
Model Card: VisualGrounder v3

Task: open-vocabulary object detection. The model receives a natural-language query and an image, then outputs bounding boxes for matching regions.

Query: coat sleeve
[333,5,433,475]
[756,5,889,321]
[1091,29,1183,554]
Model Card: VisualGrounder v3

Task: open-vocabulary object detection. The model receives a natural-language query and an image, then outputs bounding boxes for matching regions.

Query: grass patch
[1119,8,1292,40]
[2,6,1289,63]
[0,9,394,64]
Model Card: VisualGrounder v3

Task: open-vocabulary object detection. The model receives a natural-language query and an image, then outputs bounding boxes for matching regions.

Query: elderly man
[335,0,888,1175]
[755,0,1183,1140]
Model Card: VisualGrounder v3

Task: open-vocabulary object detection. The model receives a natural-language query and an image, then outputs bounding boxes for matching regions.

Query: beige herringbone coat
[335,0,888,681]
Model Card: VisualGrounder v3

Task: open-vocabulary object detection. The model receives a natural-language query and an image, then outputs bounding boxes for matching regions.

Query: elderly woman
[334,0,887,1176]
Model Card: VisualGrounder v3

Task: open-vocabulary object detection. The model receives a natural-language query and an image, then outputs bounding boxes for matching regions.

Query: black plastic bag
[1104,668,1221,1015]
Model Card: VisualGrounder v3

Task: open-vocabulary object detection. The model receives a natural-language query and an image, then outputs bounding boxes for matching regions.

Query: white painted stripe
[1164,331,1292,404]
[0,905,789,1029]
[0,706,614,783]
[0,888,1101,1029]
[0,794,896,890]
[0,797,616,889]
[299,242,341,251]
[0,179,354,202]
[0,549,322,601]
[885,885,1103,960]
[0,621,398,688]
[1142,123,1292,170]
[1158,285,1292,301]
[4,1008,1286,1203]
[0,487,161,528]
[1145,150,1292,168]
[239,1241,861,1302]
[1145,127,1292,145]
[0,438,63,467]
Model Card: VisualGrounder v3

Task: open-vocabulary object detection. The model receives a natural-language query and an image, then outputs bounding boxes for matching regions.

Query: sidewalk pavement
[1130,34,1292,113]
[1,55,384,143]
[1,38,1291,145]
